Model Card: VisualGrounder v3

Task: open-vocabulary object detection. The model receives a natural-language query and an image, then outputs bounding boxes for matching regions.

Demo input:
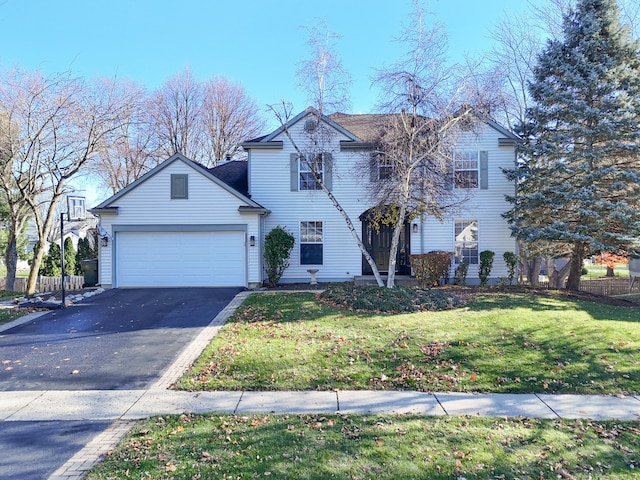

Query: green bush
[63,237,76,276]
[454,260,468,285]
[75,236,97,275]
[264,226,295,286]
[479,250,495,287]
[41,242,62,277]
[503,251,518,285]
[409,251,453,287]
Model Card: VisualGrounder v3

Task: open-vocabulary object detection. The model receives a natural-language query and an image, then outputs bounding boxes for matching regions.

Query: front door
[361,211,411,275]
[371,224,392,271]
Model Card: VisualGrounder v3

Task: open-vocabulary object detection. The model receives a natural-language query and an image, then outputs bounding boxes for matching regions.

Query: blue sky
[0,0,529,115]
[0,0,529,205]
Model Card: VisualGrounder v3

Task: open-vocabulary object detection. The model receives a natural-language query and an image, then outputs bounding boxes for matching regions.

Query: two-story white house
[90,107,519,288]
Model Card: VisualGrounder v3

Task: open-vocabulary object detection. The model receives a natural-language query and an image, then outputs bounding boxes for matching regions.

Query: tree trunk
[525,256,542,286]
[605,266,614,277]
[386,177,411,289]
[4,230,18,292]
[547,256,559,289]
[565,242,587,291]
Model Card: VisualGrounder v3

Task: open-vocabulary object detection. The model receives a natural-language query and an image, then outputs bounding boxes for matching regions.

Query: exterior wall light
[249,235,256,247]
[101,236,109,247]
[412,223,419,233]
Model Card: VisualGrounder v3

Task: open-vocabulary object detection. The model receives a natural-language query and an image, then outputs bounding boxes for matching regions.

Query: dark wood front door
[361,214,411,275]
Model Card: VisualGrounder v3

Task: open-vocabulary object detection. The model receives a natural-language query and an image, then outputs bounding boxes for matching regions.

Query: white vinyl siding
[96,157,260,288]
[412,124,517,282]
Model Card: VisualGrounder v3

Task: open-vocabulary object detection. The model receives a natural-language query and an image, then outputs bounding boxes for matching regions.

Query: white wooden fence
[0,276,85,293]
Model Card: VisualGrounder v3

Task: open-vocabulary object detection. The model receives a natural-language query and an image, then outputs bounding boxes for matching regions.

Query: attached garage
[116,229,246,287]
[91,154,268,289]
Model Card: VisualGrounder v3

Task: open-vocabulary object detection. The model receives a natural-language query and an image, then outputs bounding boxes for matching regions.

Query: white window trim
[454,219,479,265]
[299,154,324,190]
[300,220,324,265]
[454,151,479,189]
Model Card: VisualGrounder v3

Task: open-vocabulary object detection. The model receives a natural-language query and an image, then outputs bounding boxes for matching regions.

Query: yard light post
[60,212,67,308]
[60,196,87,309]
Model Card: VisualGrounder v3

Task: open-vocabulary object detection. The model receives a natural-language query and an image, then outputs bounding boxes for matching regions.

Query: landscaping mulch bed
[262,281,640,311]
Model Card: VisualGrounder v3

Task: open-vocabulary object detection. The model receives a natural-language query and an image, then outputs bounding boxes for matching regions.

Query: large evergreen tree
[505,0,640,291]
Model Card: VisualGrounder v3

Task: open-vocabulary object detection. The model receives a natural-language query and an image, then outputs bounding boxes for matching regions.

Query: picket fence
[537,277,639,297]
[0,275,85,293]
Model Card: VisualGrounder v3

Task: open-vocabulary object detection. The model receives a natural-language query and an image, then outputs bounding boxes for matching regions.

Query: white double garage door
[116,229,246,287]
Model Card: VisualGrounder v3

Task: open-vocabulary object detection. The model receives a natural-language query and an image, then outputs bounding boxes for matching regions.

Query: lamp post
[60,212,67,308]
[60,195,86,308]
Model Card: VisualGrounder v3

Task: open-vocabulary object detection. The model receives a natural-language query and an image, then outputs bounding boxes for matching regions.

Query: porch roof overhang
[339,140,376,151]
[238,205,271,215]
[241,140,283,150]
[89,207,119,215]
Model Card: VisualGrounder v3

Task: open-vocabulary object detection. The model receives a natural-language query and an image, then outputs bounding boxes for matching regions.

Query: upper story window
[171,174,188,199]
[299,154,325,190]
[297,153,331,190]
[454,151,479,189]
[454,219,479,265]
[369,152,394,181]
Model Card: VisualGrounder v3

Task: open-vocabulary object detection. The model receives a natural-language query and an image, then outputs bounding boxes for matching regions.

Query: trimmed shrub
[264,226,295,286]
[454,260,468,286]
[479,250,495,286]
[410,251,453,287]
[503,251,518,285]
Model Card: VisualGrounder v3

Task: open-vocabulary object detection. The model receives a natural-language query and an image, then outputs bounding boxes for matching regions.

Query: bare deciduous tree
[372,1,485,287]
[91,79,159,194]
[0,69,127,295]
[0,70,58,291]
[267,19,385,286]
[150,68,205,163]
[297,18,352,114]
[201,77,265,167]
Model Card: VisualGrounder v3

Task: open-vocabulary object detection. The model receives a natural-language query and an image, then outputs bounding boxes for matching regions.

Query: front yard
[88,287,640,479]
[176,289,640,395]
[87,413,640,480]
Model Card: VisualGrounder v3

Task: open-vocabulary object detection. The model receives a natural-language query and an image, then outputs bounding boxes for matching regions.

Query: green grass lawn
[0,290,25,325]
[176,291,640,395]
[0,308,24,326]
[584,264,630,278]
[88,290,640,479]
[86,413,640,479]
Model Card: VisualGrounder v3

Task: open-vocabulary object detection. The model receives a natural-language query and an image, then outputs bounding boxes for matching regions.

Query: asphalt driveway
[0,287,243,391]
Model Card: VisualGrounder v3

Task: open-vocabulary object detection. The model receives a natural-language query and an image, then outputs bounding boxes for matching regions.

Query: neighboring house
[20,215,97,271]
[90,107,519,288]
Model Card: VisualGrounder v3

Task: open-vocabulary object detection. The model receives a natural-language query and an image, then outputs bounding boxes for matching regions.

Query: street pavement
[0,289,639,479]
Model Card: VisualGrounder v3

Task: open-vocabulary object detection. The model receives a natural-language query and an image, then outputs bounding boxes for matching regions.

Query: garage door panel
[117,231,245,287]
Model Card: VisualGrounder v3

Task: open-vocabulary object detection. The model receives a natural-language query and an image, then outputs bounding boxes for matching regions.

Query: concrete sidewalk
[2,388,640,422]
[1,389,638,480]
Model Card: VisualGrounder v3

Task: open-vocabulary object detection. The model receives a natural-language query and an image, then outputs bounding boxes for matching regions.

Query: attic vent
[304,119,318,132]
